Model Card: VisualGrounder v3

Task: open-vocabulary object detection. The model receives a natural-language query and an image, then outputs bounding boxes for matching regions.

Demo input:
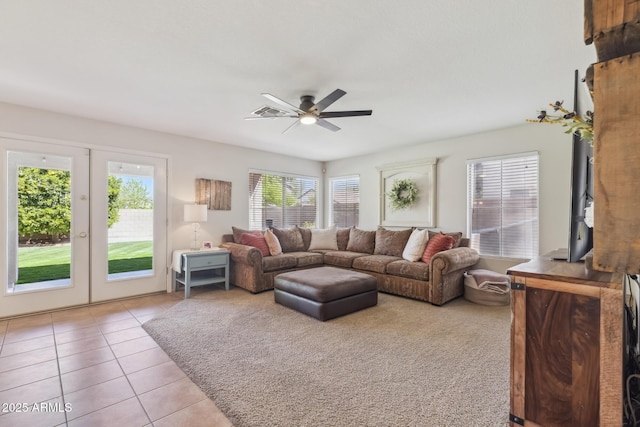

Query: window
[466,152,539,259]
[329,175,359,227]
[249,171,318,230]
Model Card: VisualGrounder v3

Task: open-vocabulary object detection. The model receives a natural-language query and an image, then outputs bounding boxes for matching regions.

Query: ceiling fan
[245,89,372,133]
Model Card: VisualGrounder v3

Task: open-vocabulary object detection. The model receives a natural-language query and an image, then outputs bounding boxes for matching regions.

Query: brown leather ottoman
[274,266,377,321]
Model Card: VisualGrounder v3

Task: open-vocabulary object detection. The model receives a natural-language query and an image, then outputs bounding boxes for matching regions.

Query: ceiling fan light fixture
[300,114,317,125]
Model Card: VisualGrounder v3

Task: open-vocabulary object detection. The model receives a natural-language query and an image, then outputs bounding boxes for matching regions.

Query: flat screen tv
[567,70,594,263]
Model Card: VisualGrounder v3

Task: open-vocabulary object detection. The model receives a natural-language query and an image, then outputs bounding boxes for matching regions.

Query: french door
[90,150,167,302]
[0,139,167,317]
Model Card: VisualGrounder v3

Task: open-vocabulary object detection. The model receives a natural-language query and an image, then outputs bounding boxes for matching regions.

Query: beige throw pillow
[308,226,339,251]
[264,229,282,256]
[402,229,429,262]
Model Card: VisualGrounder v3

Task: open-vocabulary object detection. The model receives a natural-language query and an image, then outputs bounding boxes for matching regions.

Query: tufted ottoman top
[274,266,376,303]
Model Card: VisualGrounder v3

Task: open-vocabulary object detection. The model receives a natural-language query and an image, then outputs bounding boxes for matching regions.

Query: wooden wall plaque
[593,52,640,273]
[196,178,231,210]
[584,0,640,61]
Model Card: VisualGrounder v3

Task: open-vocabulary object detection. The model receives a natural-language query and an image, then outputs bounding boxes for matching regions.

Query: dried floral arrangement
[528,100,594,144]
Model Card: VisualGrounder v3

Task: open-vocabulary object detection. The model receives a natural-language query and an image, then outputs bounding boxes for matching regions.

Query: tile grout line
[99,303,159,425]
[117,306,155,425]
[48,312,71,427]
[53,339,70,426]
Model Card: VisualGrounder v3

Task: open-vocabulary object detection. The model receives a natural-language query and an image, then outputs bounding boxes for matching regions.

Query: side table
[173,249,230,298]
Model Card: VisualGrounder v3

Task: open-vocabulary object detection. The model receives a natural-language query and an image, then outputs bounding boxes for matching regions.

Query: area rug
[143,288,510,427]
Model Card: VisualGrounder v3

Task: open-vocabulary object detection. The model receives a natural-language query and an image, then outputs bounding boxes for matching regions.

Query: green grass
[16,241,153,284]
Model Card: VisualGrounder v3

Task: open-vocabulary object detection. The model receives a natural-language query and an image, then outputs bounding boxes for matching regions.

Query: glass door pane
[107,161,154,280]
[0,139,89,317]
[10,153,73,291]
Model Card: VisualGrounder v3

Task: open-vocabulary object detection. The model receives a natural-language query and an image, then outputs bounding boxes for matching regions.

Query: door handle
[79,232,87,238]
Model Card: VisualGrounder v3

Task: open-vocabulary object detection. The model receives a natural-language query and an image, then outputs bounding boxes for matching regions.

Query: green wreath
[388,179,418,210]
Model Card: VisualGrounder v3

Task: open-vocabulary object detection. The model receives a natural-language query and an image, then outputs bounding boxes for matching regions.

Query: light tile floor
[0,286,233,427]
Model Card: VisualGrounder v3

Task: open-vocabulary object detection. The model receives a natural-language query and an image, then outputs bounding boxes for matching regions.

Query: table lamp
[184,204,208,250]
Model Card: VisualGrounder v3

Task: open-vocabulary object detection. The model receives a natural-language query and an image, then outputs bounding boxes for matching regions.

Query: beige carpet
[143,288,510,427]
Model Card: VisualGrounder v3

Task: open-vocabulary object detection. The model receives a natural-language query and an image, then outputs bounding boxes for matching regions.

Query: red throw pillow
[421,232,456,264]
[240,232,270,257]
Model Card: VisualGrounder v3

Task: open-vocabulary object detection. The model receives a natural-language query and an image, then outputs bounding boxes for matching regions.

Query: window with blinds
[329,175,359,227]
[466,152,539,259]
[248,171,318,230]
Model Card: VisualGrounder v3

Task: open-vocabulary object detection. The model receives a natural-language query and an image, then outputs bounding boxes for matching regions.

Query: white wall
[324,124,573,272]
[0,102,323,250]
[0,101,575,273]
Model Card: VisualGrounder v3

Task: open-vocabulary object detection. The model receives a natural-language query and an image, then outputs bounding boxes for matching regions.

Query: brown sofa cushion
[346,228,376,254]
[324,251,368,268]
[262,255,297,272]
[352,254,402,274]
[374,227,413,257]
[285,251,324,267]
[337,227,351,251]
[271,227,305,253]
[297,226,312,251]
[386,260,430,281]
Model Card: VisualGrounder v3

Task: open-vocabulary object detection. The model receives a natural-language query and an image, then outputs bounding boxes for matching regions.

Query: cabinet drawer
[184,254,227,269]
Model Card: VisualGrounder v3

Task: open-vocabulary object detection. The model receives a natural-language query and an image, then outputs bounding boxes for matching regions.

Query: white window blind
[248,171,318,230]
[329,175,359,227]
[466,152,539,259]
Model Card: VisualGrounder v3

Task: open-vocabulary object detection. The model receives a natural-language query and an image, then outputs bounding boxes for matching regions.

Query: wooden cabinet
[507,257,623,426]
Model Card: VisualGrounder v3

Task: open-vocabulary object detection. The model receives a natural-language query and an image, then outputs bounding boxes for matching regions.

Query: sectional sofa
[220,226,480,306]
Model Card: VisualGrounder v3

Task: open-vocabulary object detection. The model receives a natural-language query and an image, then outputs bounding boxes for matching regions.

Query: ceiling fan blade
[311,89,346,113]
[315,118,341,132]
[319,110,372,118]
[282,119,302,134]
[244,115,298,120]
[262,93,305,114]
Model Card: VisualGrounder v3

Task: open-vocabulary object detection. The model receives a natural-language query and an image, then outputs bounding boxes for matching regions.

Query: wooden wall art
[196,178,232,210]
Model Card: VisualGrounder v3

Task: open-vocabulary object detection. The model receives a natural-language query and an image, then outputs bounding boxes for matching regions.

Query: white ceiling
[0,1,596,162]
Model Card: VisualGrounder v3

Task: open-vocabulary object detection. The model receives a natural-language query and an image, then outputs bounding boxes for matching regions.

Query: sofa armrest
[219,241,269,292]
[219,242,263,267]
[429,247,479,305]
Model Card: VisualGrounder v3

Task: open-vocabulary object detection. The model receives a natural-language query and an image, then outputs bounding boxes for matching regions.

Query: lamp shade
[184,204,208,222]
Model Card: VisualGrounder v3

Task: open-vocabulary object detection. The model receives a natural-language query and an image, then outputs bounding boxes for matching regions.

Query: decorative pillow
[297,226,312,251]
[308,225,339,250]
[346,228,376,254]
[421,232,456,264]
[264,229,282,256]
[239,232,270,257]
[374,227,413,257]
[271,227,305,253]
[336,227,351,251]
[402,229,430,262]
[428,230,463,248]
[232,226,260,244]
